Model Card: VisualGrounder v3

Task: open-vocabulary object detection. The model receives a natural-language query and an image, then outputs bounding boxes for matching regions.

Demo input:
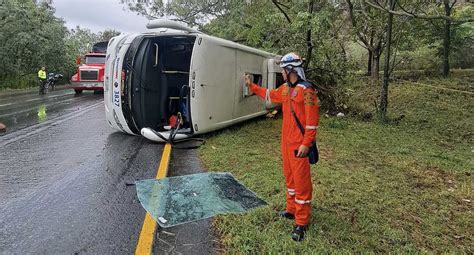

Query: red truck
[70,41,108,94]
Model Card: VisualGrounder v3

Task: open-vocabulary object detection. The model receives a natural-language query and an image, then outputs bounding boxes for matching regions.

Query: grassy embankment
[199,73,473,253]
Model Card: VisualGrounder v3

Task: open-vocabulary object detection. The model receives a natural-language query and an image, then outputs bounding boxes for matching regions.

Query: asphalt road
[0,87,215,254]
[0,87,98,135]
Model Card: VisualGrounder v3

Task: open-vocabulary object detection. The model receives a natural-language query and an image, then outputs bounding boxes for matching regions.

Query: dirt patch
[405,163,454,191]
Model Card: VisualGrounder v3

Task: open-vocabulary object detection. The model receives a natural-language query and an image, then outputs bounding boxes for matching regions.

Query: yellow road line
[155,143,172,179]
[135,143,172,255]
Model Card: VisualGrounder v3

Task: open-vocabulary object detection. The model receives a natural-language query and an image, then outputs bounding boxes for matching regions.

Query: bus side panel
[265,58,283,109]
[190,35,236,134]
[232,50,268,119]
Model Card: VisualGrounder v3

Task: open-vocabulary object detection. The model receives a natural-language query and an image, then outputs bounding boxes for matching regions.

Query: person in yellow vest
[38,66,47,95]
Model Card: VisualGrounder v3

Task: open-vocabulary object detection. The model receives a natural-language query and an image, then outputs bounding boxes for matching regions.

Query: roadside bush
[396,44,442,71]
[0,75,37,90]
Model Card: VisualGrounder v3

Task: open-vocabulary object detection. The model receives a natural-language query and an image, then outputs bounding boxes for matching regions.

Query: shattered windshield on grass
[136,172,267,228]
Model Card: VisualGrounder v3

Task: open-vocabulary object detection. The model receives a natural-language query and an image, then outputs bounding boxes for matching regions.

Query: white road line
[24,93,75,103]
[0,103,12,107]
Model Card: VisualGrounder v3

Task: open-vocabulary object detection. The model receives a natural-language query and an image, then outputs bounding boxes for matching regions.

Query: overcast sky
[53,0,150,33]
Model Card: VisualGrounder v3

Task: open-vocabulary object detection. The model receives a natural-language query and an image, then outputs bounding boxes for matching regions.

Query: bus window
[243,73,262,97]
[275,73,284,88]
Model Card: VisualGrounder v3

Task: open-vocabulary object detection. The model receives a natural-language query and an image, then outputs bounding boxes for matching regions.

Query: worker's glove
[244,74,252,88]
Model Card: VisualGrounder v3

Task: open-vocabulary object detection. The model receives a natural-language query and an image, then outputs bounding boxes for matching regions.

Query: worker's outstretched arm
[249,83,284,103]
[245,75,283,103]
[302,88,319,147]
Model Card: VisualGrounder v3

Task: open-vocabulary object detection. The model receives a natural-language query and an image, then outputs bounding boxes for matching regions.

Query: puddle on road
[37,104,47,123]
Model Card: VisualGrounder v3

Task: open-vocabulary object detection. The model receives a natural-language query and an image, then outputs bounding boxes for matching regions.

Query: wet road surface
[0,88,216,254]
[0,86,99,135]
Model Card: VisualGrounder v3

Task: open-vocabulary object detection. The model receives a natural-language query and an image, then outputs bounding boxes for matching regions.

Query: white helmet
[279,52,303,68]
[279,53,306,81]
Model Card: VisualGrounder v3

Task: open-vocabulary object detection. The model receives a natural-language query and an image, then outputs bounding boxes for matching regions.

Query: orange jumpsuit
[250,82,319,226]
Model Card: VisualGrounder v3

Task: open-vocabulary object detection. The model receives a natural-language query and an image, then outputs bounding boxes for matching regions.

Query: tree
[0,0,119,89]
[365,0,474,77]
[347,0,420,119]
[0,0,74,88]
[345,0,388,80]
[121,1,352,111]
[449,7,474,69]
[120,0,232,29]
[66,26,100,56]
[99,29,121,42]
[379,0,395,119]
[442,0,454,76]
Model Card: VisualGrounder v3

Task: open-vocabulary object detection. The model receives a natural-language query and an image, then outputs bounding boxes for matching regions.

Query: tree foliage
[0,0,121,89]
[2,0,472,116]
[66,27,120,57]
[120,0,231,28]
[364,0,474,77]
[0,0,73,88]
[120,0,473,114]
[123,0,353,110]
[209,0,353,111]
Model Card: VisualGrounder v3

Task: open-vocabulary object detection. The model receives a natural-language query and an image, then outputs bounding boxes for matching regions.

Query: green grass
[199,74,473,253]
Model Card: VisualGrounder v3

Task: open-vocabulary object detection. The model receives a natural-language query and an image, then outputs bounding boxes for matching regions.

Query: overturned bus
[104,19,284,142]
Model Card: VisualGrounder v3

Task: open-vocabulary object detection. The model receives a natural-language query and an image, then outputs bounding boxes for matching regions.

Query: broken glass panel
[135,172,267,228]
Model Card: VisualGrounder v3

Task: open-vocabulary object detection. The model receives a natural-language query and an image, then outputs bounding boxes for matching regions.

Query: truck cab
[70,42,108,94]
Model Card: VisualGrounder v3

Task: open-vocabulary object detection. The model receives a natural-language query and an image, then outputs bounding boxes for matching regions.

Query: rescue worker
[244,53,319,241]
[38,66,47,95]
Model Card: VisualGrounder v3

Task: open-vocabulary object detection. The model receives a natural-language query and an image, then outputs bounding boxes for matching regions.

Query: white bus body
[104,20,283,142]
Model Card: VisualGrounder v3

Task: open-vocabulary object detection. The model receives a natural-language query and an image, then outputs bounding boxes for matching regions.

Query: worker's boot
[278,211,295,220]
[291,225,308,242]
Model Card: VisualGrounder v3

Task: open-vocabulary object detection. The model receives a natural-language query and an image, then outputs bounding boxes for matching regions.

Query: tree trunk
[304,0,315,70]
[371,50,380,81]
[367,49,373,76]
[442,0,451,77]
[379,0,395,119]
[367,34,374,76]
